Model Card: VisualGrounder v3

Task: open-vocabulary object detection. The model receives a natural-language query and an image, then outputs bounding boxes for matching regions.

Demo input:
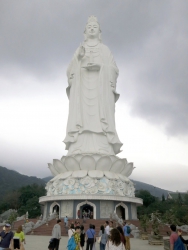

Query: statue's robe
[64,43,123,155]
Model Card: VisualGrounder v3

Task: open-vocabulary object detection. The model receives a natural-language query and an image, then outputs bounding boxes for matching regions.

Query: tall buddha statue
[64,16,123,156]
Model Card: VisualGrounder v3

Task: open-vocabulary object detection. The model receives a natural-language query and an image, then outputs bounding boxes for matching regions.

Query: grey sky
[0,0,188,191]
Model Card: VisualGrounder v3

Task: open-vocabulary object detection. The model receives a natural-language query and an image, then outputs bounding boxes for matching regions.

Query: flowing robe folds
[64,43,123,155]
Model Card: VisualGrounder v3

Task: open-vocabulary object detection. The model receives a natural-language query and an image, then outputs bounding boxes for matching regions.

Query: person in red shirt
[170,225,178,250]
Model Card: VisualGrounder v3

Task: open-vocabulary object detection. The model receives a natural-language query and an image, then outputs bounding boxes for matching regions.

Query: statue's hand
[77,46,85,61]
[82,63,100,71]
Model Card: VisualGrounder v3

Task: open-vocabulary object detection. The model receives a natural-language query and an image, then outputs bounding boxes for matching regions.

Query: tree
[6,211,18,227]
[184,193,188,205]
[0,184,45,218]
[174,206,188,225]
[162,209,180,225]
[140,214,150,232]
[18,196,42,218]
[136,190,156,207]
[17,184,45,218]
[162,194,165,202]
[177,193,183,206]
[150,211,162,236]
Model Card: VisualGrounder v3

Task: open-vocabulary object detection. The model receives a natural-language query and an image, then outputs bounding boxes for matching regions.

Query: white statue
[64,16,122,156]
[45,16,136,201]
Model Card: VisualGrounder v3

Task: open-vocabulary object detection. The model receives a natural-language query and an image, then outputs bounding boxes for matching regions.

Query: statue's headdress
[84,15,102,41]
[87,15,98,24]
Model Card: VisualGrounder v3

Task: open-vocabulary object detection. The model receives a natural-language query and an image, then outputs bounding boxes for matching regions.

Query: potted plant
[140,214,150,240]
[148,211,163,245]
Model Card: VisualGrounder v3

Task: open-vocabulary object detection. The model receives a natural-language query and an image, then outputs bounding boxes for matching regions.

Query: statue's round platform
[40,154,142,220]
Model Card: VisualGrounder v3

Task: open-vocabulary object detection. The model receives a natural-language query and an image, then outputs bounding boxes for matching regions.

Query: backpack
[48,238,55,250]
[127,226,131,234]
[174,237,186,250]
[67,235,77,250]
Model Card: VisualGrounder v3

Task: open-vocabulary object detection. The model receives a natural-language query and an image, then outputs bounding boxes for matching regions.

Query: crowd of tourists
[48,219,132,250]
[0,219,187,250]
[48,219,188,250]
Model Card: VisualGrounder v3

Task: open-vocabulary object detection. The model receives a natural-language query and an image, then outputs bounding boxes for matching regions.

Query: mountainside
[131,179,170,198]
[42,176,170,199]
[0,166,45,201]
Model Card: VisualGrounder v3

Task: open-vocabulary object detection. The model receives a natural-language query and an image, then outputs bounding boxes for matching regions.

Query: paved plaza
[25,235,164,250]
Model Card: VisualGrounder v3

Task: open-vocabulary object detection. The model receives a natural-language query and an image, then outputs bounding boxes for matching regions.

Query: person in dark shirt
[80,225,85,250]
[178,230,188,250]
[0,223,13,249]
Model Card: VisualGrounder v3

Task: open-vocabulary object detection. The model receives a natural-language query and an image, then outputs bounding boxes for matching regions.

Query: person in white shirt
[68,224,75,239]
[105,221,110,236]
[109,221,114,233]
[51,219,61,250]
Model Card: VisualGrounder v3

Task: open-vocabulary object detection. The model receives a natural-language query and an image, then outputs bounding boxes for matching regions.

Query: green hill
[131,179,170,199]
[0,166,45,201]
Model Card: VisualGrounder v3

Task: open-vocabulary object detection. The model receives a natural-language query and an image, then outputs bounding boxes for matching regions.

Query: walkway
[25,236,164,250]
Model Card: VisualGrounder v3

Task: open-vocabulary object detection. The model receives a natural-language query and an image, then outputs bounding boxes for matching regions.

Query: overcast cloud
[0,0,188,191]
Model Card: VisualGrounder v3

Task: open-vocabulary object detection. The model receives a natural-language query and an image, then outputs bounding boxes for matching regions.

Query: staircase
[13,219,38,230]
[28,218,172,237]
[28,218,110,236]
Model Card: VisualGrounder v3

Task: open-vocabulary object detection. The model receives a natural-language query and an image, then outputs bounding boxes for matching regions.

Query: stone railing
[110,212,124,227]
[16,215,25,221]
[23,212,57,234]
[110,212,140,238]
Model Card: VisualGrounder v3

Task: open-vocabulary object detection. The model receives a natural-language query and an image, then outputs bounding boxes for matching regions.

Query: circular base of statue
[39,195,142,220]
[45,170,135,197]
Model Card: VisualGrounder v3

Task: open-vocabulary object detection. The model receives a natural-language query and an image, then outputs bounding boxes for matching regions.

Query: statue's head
[84,16,102,41]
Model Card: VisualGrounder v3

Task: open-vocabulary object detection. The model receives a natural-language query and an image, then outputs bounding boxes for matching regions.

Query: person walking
[14,225,26,250]
[0,223,13,250]
[73,226,81,250]
[80,225,85,250]
[86,224,95,250]
[105,228,124,250]
[64,216,68,227]
[105,221,110,236]
[123,222,131,250]
[68,224,75,239]
[170,225,185,250]
[98,225,108,250]
[109,221,114,233]
[92,225,96,250]
[51,219,61,250]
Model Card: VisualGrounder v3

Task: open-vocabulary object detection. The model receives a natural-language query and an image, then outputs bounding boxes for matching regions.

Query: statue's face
[85,21,100,38]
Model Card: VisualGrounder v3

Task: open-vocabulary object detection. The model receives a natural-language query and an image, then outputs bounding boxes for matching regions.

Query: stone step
[28,218,171,237]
